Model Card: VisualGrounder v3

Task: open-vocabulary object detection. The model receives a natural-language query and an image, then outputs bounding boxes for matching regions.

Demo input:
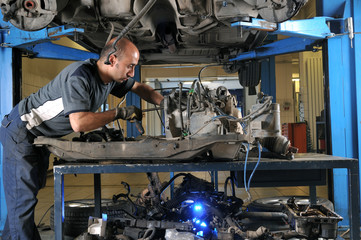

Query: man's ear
[109,54,117,66]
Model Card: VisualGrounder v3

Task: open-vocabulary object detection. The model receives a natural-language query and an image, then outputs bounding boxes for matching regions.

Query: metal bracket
[25,42,99,61]
[231,17,349,40]
[0,25,84,48]
[1,12,98,60]
[229,16,355,62]
[230,37,320,62]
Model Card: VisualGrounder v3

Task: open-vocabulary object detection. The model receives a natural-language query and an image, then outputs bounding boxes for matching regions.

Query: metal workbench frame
[53,153,360,240]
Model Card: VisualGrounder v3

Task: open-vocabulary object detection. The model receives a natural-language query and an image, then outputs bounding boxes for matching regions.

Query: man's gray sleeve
[110,78,136,98]
[62,76,91,116]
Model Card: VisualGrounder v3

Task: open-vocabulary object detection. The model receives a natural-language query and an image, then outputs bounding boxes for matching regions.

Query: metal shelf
[53,153,360,240]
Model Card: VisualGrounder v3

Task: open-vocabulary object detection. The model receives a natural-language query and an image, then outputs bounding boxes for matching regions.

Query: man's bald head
[100,37,139,61]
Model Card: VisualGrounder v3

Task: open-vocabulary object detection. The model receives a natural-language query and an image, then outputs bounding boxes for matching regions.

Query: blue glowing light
[197,231,204,237]
[102,213,108,221]
[196,220,200,224]
[200,222,207,227]
[194,204,203,211]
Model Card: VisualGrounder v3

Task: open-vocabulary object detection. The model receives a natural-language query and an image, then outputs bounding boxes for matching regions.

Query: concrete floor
[33,170,328,239]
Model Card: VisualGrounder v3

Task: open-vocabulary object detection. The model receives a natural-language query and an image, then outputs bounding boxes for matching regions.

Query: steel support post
[260,57,276,99]
[354,0,361,229]
[323,0,361,229]
[94,174,102,218]
[53,171,64,240]
[0,46,13,233]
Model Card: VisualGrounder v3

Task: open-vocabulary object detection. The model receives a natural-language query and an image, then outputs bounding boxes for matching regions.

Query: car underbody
[1,0,308,64]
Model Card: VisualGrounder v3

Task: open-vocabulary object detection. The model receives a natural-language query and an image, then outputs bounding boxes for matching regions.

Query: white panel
[301,51,324,151]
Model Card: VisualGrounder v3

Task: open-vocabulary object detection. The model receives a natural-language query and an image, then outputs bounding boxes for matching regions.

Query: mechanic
[0,37,163,239]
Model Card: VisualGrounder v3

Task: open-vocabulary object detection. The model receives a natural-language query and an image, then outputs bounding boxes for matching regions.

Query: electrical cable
[243,143,251,202]
[159,173,188,196]
[105,22,115,45]
[247,141,262,191]
[153,104,165,131]
[37,205,53,227]
[197,64,227,116]
[243,141,262,203]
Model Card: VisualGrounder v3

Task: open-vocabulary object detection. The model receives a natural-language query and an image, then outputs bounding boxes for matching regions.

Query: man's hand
[114,105,142,121]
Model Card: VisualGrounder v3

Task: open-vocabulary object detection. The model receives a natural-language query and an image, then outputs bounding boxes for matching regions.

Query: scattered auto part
[49,199,136,237]
[0,0,308,64]
[237,60,261,95]
[283,197,343,239]
[88,215,107,237]
[58,174,341,240]
[247,196,335,212]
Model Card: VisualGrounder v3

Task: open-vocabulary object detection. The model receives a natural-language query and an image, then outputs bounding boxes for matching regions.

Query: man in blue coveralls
[0,37,163,239]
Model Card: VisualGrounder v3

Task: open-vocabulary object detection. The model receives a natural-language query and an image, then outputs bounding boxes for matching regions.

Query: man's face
[112,48,139,83]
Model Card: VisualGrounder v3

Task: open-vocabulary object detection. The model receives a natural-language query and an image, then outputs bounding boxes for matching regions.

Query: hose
[139,227,156,240]
[104,0,158,64]
[178,82,185,136]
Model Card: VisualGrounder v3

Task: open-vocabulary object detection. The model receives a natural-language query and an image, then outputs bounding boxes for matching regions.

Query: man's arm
[131,81,164,105]
[69,110,116,132]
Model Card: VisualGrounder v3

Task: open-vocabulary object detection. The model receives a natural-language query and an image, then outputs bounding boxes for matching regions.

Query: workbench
[53,153,360,240]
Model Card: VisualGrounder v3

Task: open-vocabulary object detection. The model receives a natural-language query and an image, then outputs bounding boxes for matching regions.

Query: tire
[50,199,134,237]
[247,196,334,212]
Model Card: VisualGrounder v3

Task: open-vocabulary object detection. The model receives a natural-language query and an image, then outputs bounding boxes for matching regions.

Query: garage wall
[275,56,296,125]
[22,38,85,99]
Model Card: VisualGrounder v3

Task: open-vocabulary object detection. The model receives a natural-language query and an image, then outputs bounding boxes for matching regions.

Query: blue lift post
[0,12,16,232]
[0,46,13,232]
[322,0,361,231]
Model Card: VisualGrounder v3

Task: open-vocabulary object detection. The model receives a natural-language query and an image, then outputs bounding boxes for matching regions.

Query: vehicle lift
[1,0,361,238]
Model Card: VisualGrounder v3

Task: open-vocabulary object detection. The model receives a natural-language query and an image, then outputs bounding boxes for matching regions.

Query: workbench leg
[54,172,64,240]
[94,174,101,218]
[211,171,218,191]
[348,166,360,240]
[309,185,317,205]
[170,172,174,199]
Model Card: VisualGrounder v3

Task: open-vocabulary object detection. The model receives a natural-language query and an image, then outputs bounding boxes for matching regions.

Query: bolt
[24,0,36,10]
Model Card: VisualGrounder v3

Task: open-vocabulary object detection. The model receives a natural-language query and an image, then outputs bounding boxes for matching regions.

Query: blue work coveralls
[0,105,49,240]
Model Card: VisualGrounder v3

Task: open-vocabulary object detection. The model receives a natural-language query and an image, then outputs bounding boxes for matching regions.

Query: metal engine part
[283,198,343,239]
[250,103,281,138]
[0,0,68,31]
[164,85,243,139]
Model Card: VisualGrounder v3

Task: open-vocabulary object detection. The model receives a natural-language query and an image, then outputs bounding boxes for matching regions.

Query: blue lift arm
[230,37,321,62]
[230,16,352,61]
[1,12,99,60]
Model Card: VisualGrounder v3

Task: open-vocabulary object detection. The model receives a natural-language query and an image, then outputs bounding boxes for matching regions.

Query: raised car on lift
[1,0,307,64]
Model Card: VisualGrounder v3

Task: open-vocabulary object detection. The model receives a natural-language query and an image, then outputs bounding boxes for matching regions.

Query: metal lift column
[320,0,361,233]
[0,44,14,232]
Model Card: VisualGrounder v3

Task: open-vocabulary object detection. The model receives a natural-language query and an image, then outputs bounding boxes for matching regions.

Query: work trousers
[0,105,49,240]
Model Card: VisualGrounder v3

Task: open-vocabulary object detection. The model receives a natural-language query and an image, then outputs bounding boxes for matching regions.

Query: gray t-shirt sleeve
[62,76,91,116]
[110,78,136,98]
